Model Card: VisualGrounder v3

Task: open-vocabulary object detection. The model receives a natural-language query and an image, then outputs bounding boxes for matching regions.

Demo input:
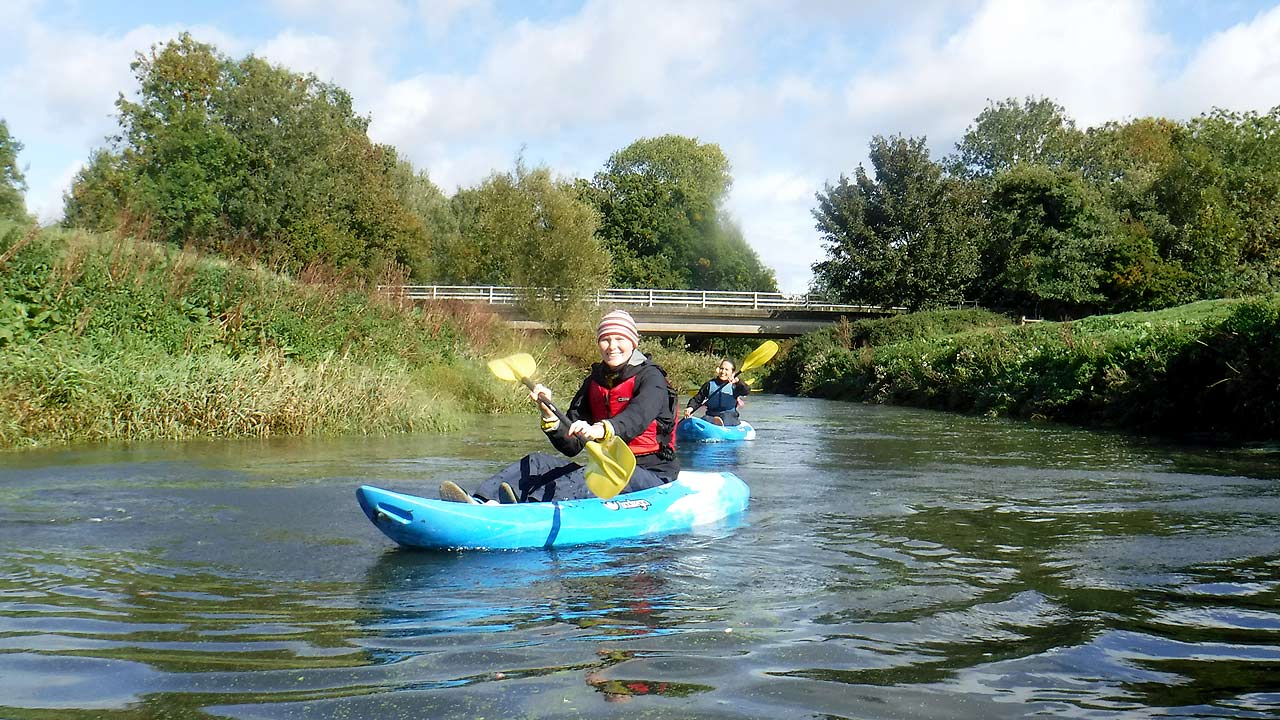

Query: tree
[590,134,777,291]
[1080,117,1197,309]
[981,164,1113,316]
[388,160,454,280]
[63,150,133,232]
[1182,108,1280,295]
[812,135,981,310]
[447,161,610,320]
[0,119,28,221]
[949,97,1084,179]
[689,218,778,292]
[1081,109,1280,307]
[63,33,426,281]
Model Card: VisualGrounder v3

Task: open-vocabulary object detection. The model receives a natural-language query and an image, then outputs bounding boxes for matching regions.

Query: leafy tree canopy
[438,160,610,306]
[0,119,27,221]
[590,134,776,291]
[949,96,1084,179]
[817,98,1280,318]
[62,33,425,282]
[812,135,981,310]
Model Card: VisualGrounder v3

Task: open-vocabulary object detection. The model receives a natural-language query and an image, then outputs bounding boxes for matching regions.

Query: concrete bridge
[381,286,905,337]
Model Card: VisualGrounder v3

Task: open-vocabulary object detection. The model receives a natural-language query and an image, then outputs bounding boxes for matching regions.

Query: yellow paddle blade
[739,340,779,374]
[487,353,537,382]
[583,437,637,500]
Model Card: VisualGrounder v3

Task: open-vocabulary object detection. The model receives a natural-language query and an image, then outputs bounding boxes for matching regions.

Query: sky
[3,0,1279,293]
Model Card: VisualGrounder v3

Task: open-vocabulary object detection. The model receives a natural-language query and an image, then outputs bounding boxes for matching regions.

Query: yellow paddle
[738,339,780,375]
[736,339,780,386]
[487,353,637,500]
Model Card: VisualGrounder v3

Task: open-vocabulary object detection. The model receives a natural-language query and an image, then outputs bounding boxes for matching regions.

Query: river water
[2,394,1278,719]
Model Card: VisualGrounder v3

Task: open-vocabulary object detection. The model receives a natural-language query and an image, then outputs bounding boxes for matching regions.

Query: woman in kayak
[442,309,680,504]
[684,358,751,426]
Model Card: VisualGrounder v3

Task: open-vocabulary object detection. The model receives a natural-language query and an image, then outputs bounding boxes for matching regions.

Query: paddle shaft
[520,378,573,428]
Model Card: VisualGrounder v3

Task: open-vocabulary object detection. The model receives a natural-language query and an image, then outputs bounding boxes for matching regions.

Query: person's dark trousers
[706,410,741,426]
[474,452,667,502]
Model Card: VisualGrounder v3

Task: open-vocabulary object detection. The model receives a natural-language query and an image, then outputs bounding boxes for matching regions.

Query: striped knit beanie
[596,309,640,346]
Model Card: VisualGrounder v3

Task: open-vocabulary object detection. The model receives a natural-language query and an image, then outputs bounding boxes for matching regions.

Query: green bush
[779,295,1279,441]
[770,308,1011,395]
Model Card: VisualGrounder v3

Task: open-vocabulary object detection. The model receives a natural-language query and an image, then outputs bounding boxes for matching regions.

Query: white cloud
[844,0,1170,140]
[369,0,746,152]
[725,171,823,293]
[255,29,386,104]
[1,20,234,220]
[5,0,1276,289]
[269,0,411,32]
[1177,4,1280,116]
[415,0,494,37]
[31,158,87,224]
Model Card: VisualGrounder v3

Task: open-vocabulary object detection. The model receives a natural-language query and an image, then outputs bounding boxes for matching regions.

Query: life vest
[585,370,676,457]
[704,380,738,414]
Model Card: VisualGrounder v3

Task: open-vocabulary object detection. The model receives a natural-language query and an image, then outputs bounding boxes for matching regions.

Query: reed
[0,222,523,450]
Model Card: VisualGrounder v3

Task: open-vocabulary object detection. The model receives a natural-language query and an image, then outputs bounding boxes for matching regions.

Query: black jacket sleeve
[686,380,711,411]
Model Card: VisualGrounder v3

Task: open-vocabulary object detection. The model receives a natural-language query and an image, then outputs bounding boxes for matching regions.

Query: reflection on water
[2,396,1279,718]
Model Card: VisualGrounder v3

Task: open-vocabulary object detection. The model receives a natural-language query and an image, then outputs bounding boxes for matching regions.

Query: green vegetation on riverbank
[0,222,741,451]
[0,221,526,450]
[771,300,1279,440]
[5,219,1274,450]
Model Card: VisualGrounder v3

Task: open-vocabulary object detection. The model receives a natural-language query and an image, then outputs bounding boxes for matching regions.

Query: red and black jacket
[545,351,680,481]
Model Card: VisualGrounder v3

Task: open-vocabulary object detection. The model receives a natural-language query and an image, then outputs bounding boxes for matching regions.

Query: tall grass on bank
[773,301,1279,440]
[0,222,521,449]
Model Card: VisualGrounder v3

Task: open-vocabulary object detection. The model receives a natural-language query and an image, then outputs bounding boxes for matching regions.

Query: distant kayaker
[442,309,680,504]
[684,358,751,427]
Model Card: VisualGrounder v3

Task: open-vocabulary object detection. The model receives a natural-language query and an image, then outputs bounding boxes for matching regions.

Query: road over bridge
[382,286,905,338]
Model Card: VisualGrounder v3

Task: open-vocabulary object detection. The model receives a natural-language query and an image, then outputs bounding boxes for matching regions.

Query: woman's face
[715,361,735,382]
[598,333,636,369]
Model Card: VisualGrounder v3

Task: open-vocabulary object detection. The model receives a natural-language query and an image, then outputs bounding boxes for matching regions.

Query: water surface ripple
[2,395,1278,718]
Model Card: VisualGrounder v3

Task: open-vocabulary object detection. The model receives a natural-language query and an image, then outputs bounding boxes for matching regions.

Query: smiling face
[715,360,736,382]
[598,333,636,369]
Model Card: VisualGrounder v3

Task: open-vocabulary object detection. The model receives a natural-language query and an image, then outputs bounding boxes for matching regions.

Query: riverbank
[7,221,1275,449]
[0,223,740,450]
[0,222,533,449]
[771,299,1279,441]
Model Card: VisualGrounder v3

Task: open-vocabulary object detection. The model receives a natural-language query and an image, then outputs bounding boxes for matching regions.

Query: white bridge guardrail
[380,285,904,313]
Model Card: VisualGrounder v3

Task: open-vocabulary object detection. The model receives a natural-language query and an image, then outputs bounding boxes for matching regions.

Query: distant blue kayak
[357,471,750,550]
[676,416,756,443]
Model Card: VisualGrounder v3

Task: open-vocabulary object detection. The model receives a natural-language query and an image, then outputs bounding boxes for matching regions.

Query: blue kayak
[676,416,756,443]
[357,471,750,550]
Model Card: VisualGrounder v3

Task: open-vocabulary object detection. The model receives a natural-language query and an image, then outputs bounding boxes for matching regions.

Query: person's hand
[683,407,693,419]
[528,384,554,418]
[528,383,551,403]
[568,420,605,441]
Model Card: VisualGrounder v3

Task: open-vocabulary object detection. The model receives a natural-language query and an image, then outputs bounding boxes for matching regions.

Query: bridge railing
[380,285,902,313]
